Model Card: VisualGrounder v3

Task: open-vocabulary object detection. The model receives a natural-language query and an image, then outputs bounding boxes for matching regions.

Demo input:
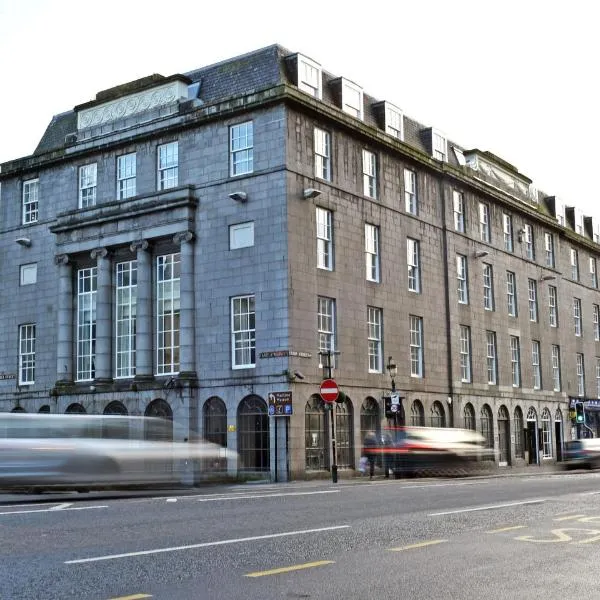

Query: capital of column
[130,239,149,253]
[90,247,109,260]
[173,231,194,246]
[55,254,70,266]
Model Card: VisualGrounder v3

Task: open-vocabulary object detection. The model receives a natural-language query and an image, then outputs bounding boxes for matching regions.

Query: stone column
[173,231,196,379]
[55,254,73,384]
[130,240,153,380]
[91,247,112,382]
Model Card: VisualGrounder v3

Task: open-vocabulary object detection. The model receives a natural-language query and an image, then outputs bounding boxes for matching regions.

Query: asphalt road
[2,470,600,600]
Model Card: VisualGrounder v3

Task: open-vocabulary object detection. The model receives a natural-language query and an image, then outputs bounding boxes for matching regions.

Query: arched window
[431,401,446,428]
[144,399,173,441]
[11,406,26,413]
[203,397,227,447]
[203,397,227,471]
[104,401,128,415]
[305,395,328,471]
[411,400,425,426]
[514,406,524,458]
[237,395,269,472]
[480,404,493,449]
[526,406,537,422]
[38,405,50,414]
[65,403,86,414]
[103,401,129,439]
[541,408,552,458]
[463,403,476,430]
[497,405,510,464]
[336,399,354,469]
[360,398,380,447]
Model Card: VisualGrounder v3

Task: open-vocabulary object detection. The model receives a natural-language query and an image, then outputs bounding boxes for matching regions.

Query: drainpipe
[439,173,455,428]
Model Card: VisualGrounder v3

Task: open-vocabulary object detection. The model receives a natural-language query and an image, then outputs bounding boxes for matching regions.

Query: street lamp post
[384,356,400,479]
[387,356,397,393]
[386,355,399,426]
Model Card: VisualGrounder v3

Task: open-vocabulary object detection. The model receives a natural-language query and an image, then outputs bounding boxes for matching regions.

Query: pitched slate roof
[30,43,480,175]
[184,44,288,103]
[34,110,77,155]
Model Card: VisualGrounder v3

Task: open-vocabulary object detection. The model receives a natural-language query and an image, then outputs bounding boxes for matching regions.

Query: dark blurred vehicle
[562,439,600,470]
[379,426,495,478]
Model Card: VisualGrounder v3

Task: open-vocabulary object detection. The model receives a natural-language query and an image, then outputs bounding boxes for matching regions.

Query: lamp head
[229,191,248,203]
[386,356,398,378]
[303,188,322,200]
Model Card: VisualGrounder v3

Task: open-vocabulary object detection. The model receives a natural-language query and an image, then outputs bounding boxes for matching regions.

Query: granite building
[1,44,599,480]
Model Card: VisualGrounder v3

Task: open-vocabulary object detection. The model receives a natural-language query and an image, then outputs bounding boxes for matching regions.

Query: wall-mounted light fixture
[16,237,32,247]
[517,228,526,243]
[229,191,248,203]
[303,188,322,200]
[283,369,306,382]
[473,250,489,258]
[540,274,557,282]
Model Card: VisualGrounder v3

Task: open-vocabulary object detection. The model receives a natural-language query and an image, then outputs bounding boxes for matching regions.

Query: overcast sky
[1,0,597,217]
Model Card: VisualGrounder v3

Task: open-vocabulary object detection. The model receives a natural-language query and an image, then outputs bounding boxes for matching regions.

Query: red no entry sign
[320,378,339,403]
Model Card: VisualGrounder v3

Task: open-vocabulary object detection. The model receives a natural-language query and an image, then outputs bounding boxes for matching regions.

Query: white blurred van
[0,413,235,491]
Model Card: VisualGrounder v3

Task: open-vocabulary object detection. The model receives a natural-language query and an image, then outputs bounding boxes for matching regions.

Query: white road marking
[196,490,340,502]
[0,502,59,508]
[65,525,351,564]
[429,499,545,516]
[165,498,177,503]
[50,502,73,510]
[400,481,488,490]
[341,479,489,489]
[0,505,108,516]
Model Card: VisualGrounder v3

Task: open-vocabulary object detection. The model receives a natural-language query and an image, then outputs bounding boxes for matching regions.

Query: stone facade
[1,44,598,480]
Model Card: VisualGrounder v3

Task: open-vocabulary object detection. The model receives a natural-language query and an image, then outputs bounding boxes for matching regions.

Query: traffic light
[576,402,585,424]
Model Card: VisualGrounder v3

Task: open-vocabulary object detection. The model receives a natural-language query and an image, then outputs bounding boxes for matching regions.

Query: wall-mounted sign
[0,374,16,380]
[268,391,293,416]
[259,350,312,359]
[227,424,236,432]
[569,397,600,408]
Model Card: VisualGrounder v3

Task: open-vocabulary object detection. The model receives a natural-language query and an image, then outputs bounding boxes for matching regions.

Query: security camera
[294,371,305,380]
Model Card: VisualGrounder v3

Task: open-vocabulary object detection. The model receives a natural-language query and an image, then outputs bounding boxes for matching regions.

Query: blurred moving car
[562,439,600,470]
[375,426,495,478]
[0,413,236,491]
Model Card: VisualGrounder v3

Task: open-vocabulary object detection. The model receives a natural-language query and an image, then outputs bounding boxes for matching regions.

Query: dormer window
[384,102,403,140]
[341,79,363,120]
[432,130,447,161]
[453,147,466,166]
[297,55,322,99]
